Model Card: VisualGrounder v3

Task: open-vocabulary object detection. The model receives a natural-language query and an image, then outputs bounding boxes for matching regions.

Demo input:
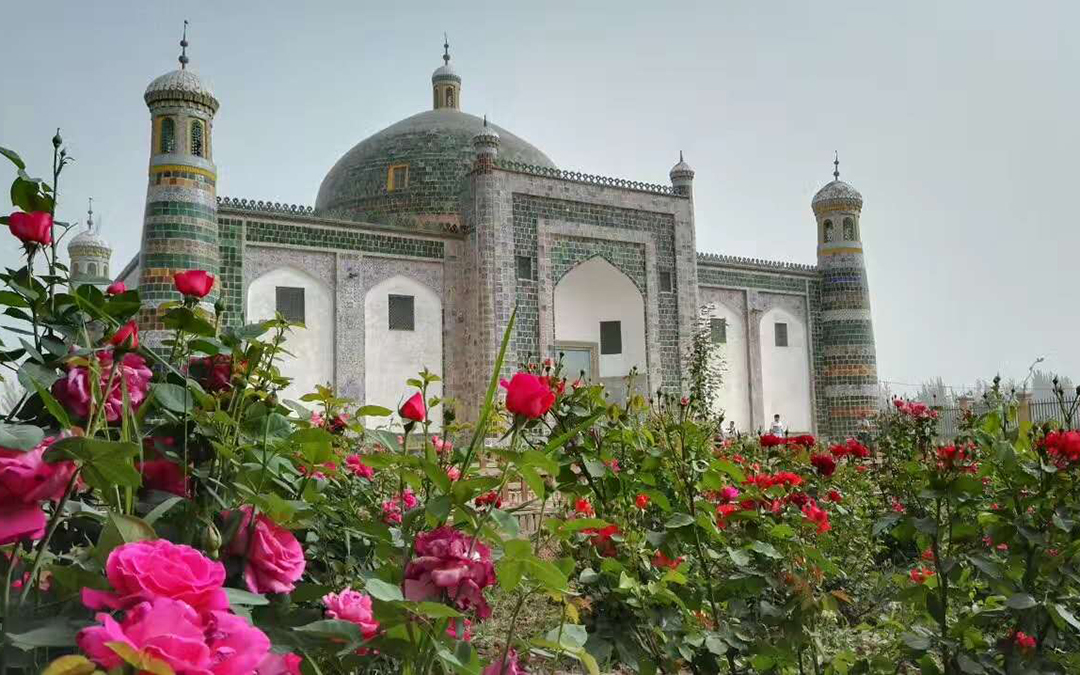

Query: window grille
[190,120,204,157]
[276,286,305,323]
[388,164,408,191]
[160,118,176,154]
[600,321,622,355]
[659,271,673,292]
[516,256,532,280]
[388,294,415,331]
[710,317,727,344]
[775,322,788,347]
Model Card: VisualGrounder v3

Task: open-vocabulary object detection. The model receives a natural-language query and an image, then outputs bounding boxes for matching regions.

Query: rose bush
[1,137,1078,675]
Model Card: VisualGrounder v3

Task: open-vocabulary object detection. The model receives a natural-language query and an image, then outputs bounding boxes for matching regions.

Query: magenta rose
[204,609,272,675]
[77,598,212,672]
[225,506,306,594]
[256,651,303,675]
[0,438,76,545]
[404,527,496,619]
[174,269,215,298]
[483,649,526,675]
[322,589,379,639]
[8,211,53,246]
[106,280,126,295]
[399,392,426,422]
[81,539,228,612]
[52,349,153,422]
[500,373,555,419]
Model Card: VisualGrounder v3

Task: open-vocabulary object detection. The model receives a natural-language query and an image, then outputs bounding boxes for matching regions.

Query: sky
[1,0,1077,397]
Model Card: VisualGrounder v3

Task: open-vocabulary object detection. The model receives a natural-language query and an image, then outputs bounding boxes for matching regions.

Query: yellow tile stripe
[150,164,217,181]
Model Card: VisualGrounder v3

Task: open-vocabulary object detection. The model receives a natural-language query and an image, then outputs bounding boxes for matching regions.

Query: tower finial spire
[680,150,684,163]
[833,151,840,181]
[179,20,189,69]
[87,197,94,232]
[443,32,450,66]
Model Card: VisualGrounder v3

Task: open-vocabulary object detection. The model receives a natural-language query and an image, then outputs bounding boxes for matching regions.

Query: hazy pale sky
[2,1,1077,395]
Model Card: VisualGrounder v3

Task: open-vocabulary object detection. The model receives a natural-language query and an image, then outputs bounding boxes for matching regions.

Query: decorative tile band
[150,164,217,181]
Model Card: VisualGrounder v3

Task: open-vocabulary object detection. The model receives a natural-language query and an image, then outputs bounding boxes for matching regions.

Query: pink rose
[719,486,740,503]
[257,652,303,675]
[8,211,53,246]
[52,349,152,422]
[400,392,426,422]
[136,459,189,497]
[483,650,526,675]
[81,539,228,612]
[174,269,215,298]
[225,506,306,594]
[204,609,272,675]
[345,454,374,479]
[77,598,212,671]
[109,320,139,350]
[404,527,496,619]
[0,438,76,545]
[322,589,379,639]
[446,466,461,481]
[500,373,555,419]
[106,280,126,295]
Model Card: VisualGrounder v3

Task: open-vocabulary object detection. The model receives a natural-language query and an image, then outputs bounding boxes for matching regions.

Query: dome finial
[680,150,684,163]
[179,20,189,69]
[443,32,450,66]
[87,197,94,232]
[483,114,487,127]
[833,150,840,181]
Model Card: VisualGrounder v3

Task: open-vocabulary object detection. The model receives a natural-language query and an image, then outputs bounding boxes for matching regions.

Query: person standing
[769,414,786,437]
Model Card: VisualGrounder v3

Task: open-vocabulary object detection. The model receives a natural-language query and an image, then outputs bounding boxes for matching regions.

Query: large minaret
[813,155,879,438]
[137,22,221,342]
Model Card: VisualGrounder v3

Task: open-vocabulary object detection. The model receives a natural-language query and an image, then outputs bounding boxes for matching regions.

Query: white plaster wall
[759,307,813,432]
[247,267,334,403]
[553,257,646,378]
[364,275,443,429]
[703,304,750,431]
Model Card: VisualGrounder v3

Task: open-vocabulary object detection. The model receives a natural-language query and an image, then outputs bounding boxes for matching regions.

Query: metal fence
[1030,397,1080,429]
[931,397,1078,439]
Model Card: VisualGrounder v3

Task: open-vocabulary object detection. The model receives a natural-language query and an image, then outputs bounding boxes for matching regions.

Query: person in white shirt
[769,414,786,436]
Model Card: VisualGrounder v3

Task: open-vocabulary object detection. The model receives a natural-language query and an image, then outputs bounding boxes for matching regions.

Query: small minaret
[472,115,500,170]
[670,151,695,198]
[813,153,879,438]
[68,197,113,289]
[432,34,461,111]
[137,22,221,342]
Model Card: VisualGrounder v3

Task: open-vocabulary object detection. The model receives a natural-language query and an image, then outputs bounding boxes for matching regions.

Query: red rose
[399,392,426,422]
[8,211,52,246]
[634,493,650,510]
[225,506,306,594]
[802,500,831,534]
[500,373,555,419]
[826,489,843,503]
[574,498,594,516]
[173,270,215,298]
[651,550,684,570]
[810,453,837,477]
[760,434,784,448]
[109,320,139,350]
[136,459,189,497]
[106,281,126,295]
[1014,630,1036,653]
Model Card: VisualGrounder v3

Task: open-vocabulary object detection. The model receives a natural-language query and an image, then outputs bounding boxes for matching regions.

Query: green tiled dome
[315,109,555,221]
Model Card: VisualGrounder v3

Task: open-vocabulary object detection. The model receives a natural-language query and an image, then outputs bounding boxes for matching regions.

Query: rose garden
[1,140,1079,675]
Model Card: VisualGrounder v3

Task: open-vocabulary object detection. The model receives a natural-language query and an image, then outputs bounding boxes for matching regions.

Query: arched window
[842,217,855,241]
[190,120,205,157]
[160,118,176,154]
[445,88,454,108]
[823,220,834,243]
[87,263,97,276]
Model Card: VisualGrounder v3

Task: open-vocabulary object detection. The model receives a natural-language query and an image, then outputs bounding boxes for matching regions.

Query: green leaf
[664,513,694,529]
[0,423,45,450]
[18,360,59,390]
[956,654,985,674]
[143,495,186,525]
[8,620,81,650]
[497,559,524,590]
[1053,603,1080,633]
[152,382,195,414]
[748,540,782,559]
[355,405,392,417]
[1006,593,1037,610]
[873,514,901,536]
[463,309,516,465]
[224,587,269,606]
[407,601,462,618]
[31,380,71,429]
[294,620,365,653]
[46,437,141,492]
[524,559,568,592]
[421,459,452,494]
[490,508,521,539]
[714,458,745,484]
[364,578,404,602]
[902,632,931,652]
[520,465,545,500]
[96,512,157,562]
[0,146,27,170]
[727,547,751,567]
[162,307,216,337]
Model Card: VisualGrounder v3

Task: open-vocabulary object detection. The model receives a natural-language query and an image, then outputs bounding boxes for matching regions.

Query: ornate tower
[432,35,461,111]
[137,22,220,339]
[813,154,879,438]
[67,197,113,289]
[669,151,695,198]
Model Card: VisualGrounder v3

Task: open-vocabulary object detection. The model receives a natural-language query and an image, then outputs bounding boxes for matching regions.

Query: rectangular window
[388,294,415,331]
[710,317,727,344]
[388,164,409,191]
[659,271,673,292]
[275,286,305,323]
[516,255,532,280]
[599,320,622,355]
[774,322,788,347]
